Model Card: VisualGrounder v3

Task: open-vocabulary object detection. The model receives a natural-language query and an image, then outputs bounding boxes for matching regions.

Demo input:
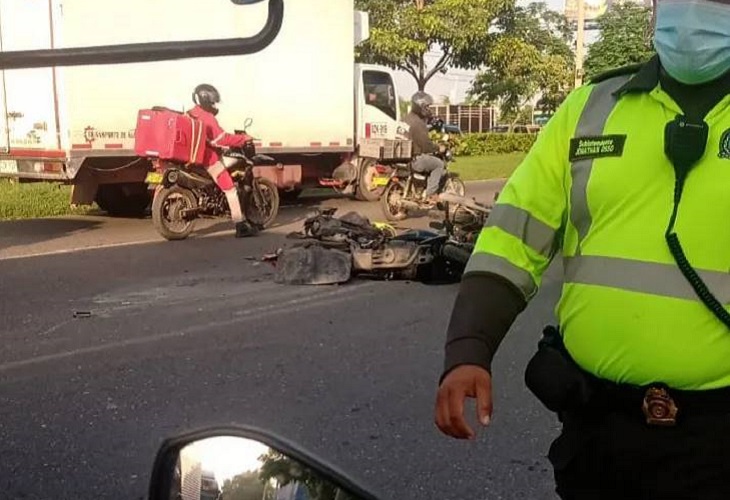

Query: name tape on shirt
[569,135,626,162]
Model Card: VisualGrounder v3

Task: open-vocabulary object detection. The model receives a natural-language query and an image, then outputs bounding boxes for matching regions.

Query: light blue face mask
[654,0,730,85]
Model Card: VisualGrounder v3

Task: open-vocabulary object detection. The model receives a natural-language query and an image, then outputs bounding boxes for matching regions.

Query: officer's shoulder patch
[719,129,730,159]
[588,63,644,85]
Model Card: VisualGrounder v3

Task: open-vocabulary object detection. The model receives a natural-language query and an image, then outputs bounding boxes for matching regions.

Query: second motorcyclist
[403,91,447,205]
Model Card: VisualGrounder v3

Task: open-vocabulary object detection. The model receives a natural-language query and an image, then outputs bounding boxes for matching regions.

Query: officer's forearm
[441,274,526,381]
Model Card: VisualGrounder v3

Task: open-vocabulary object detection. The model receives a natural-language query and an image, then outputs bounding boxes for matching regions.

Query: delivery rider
[435,0,730,497]
[189,83,257,238]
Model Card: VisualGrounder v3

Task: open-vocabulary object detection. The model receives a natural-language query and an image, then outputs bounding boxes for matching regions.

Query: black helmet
[411,91,434,119]
[193,84,221,114]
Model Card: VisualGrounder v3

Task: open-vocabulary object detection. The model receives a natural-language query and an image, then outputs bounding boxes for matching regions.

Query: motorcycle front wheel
[380,181,409,221]
[243,177,280,228]
[443,175,466,196]
[151,186,197,241]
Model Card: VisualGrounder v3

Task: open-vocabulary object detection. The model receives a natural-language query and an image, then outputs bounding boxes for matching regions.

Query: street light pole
[574,0,585,88]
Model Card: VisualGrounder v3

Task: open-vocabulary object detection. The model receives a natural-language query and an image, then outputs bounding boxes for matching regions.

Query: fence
[431,105,498,134]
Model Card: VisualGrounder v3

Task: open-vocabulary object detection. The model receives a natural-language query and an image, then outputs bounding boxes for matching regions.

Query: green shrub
[453,133,537,157]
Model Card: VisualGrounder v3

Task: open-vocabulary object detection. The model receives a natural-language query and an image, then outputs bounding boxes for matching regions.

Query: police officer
[435,0,730,497]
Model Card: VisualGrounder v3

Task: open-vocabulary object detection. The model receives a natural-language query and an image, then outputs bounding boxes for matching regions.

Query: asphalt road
[0,181,565,500]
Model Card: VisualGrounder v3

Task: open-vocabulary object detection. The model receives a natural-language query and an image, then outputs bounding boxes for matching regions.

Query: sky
[393,0,603,103]
[188,436,271,485]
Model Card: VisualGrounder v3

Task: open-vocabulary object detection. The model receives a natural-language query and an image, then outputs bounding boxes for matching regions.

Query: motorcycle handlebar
[0,0,284,70]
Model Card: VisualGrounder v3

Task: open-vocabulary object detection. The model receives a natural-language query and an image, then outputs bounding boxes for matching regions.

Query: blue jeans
[412,154,445,196]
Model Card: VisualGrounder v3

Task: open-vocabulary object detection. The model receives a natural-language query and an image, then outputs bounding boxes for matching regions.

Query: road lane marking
[0,238,162,262]
[0,281,377,374]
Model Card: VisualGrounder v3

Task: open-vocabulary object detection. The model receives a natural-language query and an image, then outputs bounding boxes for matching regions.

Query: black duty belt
[588,378,730,426]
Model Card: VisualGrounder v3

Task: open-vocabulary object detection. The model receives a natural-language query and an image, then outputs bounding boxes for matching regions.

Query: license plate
[145,172,163,184]
[0,159,18,174]
[373,176,390,186]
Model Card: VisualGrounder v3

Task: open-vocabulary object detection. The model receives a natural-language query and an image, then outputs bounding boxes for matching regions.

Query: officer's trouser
[411,154,445,196]
[206,157,244,223]
[526,327,730,499]
[550,406,730,500]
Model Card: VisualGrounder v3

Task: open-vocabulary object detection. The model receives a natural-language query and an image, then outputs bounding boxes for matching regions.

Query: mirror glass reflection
[169,436,364,500]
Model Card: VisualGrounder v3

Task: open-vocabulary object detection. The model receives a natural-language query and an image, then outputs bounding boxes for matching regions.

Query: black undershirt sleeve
[440,273,527,383]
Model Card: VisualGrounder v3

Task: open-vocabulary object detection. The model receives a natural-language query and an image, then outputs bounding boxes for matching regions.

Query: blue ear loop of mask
[653,0,730,85]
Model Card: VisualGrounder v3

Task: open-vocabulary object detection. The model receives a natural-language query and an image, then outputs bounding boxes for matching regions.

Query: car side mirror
[148,426,378,500]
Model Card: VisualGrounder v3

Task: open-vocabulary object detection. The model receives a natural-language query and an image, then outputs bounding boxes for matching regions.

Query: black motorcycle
[145,137,280,241]
[379,132,466,221]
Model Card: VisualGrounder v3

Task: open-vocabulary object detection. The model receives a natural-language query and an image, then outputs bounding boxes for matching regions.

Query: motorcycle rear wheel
[151,186,197,241]
[243,177,280,228]
[443,175,466,196]
[380,181,409,221]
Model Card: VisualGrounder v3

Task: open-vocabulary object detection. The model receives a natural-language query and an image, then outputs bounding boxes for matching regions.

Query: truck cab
[356,63,406,142]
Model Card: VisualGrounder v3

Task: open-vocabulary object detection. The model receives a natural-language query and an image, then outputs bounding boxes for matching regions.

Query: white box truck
[0,0,410,215]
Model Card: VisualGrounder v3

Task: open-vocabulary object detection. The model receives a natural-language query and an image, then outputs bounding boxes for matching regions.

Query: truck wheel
[355,158,386,202]
[151,186,197,241]
[280,188,303,204]
[95,183,151,217]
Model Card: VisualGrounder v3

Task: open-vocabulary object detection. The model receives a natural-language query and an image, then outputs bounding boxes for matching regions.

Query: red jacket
[188,105,252,166]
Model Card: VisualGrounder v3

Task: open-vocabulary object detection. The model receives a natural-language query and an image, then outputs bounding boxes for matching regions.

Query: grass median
[0,179,96,221]
[449,152,526,182]
[0,153,524,220]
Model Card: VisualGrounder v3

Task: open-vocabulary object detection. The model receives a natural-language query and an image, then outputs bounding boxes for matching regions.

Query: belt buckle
[641,386,678,426]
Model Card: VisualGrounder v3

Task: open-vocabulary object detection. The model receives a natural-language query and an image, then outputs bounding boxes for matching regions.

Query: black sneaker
[235,221,258,238]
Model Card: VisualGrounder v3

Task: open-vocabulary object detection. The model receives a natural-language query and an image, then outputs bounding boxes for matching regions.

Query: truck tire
[280,188,303,204]
[355,158,386,202]
[95,183,151,218]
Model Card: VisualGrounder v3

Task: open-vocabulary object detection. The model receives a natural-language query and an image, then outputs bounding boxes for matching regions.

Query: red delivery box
[134,108,206,165]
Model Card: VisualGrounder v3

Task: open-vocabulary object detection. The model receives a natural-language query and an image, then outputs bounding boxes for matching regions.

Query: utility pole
[574,0,585,88]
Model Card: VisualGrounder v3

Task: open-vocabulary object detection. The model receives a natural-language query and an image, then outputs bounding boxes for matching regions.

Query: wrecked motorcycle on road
[271,192,491,285]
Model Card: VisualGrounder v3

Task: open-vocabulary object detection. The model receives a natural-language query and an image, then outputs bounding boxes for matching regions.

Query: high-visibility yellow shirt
[467,61,730,390]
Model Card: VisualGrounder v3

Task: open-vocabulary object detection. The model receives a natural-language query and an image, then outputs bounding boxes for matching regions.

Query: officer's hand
[435,365,492,439]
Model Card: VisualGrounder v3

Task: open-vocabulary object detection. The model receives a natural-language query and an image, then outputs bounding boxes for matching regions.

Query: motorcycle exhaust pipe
[167,169,210,190]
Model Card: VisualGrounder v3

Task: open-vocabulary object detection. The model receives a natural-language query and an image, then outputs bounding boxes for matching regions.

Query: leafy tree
[221,471,269,500]
[584,2,654,80]
[499,104,534,128]
[258,450,341,500]
[469,2,574,128]
[355,0,510,91]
